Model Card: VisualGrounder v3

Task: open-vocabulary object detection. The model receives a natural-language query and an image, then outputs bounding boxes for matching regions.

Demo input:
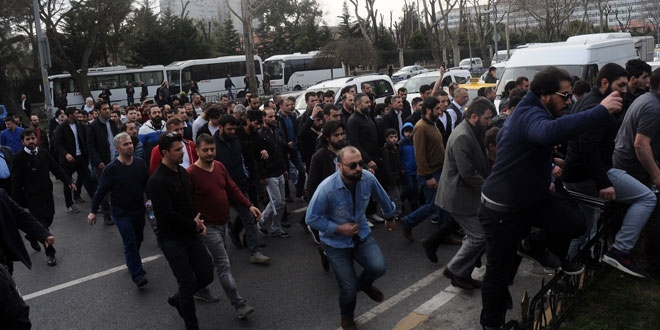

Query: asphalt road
[12,180,544,330]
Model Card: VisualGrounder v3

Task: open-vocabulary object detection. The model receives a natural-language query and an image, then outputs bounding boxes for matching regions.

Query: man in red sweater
[186,133,264,319]
[149,118,197,175]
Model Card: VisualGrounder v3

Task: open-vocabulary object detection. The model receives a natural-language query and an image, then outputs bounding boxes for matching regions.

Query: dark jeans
[93,167,111,220]
[160,236,214,330]
[62,157,97,208]
[322,234,387,319]
[290,150,306,197]
[404,170,450,228]
[112,207,146,282]
[479,193,586,328]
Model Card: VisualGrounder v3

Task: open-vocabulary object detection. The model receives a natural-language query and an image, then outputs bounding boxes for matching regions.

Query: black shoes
[401,221,414,242]
[47,254,57,266]
[30,240,41,252]
[228,227,242,249]
[421,239,438,263]
[443,268,480,291]
[135,277,149,288]
[318,246,330,272]
[517,239,561,270]
[361,284,384,302]
[341,316,357,330]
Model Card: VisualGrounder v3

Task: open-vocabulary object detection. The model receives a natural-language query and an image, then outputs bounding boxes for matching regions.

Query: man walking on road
[187,133,260,319]
[87,132,149,288]
[306,146,396,330]
[147,132,213,330]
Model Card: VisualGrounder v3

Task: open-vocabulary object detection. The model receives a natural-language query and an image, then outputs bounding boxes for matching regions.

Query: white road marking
[22,254,163,301]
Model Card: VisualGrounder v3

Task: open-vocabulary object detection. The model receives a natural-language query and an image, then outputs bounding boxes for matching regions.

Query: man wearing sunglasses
[306,146,396,330]
[479,66,623,330]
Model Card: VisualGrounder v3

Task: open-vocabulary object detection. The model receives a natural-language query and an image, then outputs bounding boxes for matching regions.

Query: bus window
[119,73,134,88]
[182,67,192,83]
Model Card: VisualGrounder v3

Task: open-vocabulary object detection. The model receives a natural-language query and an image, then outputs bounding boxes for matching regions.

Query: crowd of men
[3,59,660,330]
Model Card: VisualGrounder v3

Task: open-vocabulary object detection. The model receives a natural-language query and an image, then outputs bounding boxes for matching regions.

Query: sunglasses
[341,160,366,170]
[554,92,573,101]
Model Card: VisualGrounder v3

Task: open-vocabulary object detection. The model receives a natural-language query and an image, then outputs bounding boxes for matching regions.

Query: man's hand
[97,162,105,170]
[336,223,359,237]
[87,213,96,225]
[367,160,377,171]
[249,206,262,221]
[44,236,55,248]
[551,165,562,178]
[426,177,437,189]
[288,141,294,149]
[65,153,75,163]
[549,182,555,192]
[385,219,397,231]
[601,91,623,114]
[599,186,616,201]
[312,104,323,117]
[69,183,77,191]
[260,150,269,159]
[194,213,206,236]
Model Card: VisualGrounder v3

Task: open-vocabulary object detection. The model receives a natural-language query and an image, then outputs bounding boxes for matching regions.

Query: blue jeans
[262,175,286,232]
[111,207,145,282]
[565,168,656,256]
[160,236,214,330]
[404,170,449,228]
[322,234,387,319]
[401,174,419,209]
[203,225,246,308]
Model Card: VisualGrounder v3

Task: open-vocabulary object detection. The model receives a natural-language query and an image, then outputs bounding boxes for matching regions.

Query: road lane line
[23,254,163,301]
[333,268,445,330]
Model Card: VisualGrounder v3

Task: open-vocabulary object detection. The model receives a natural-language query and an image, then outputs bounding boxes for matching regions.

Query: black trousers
[479,192,586,327]
[62,156,97,208]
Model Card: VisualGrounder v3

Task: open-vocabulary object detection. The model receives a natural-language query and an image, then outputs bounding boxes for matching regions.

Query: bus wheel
[294,85,302,91]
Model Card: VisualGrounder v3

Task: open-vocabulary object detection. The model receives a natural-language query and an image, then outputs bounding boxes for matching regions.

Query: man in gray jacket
[434,97,494,290]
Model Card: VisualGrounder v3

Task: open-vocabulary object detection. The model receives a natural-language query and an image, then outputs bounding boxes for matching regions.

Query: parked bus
[264,51,345,93]
[165,55,263,102]
[48,65,166,108]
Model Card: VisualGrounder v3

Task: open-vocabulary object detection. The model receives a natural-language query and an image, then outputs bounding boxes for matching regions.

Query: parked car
[398,70,472,100]
[391,65,428,82]
[458,57,483,70]
[294,74,395,113]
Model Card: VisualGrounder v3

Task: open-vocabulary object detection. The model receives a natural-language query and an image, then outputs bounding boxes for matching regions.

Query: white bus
[165,55,263,102]
[49,65,166,108]
[264,51,345,92]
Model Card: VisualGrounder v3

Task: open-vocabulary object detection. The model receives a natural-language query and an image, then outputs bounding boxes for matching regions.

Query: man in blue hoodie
[478,66,623,330]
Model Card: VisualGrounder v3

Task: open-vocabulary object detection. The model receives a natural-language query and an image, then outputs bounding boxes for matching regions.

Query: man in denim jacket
[306,146,396,330]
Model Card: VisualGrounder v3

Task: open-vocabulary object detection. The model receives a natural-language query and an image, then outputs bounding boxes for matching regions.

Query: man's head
[650,67,660,93]
[391,96,403,111]
[158,131,184,165]
[485,87,496,101]
[4,116,16,131]
[465,97,495,130]
[20,128,37,150]
[121,122,138,137]
[572,80,591,100]
[305,92,318,110]
[174,106,187,122]
[112,103,121,112]
[411,97,423,113]
[342,93,355,111]
[402,122,414,140]
[126,107,139,123]
[110,110,121,123]
[419,84,432,98]
[484,126,500,161]
[220,95,229,107]
[361,82,373,95]
[206,105,223,126]
[422,96,442,122]
[453,88,469,106]
[596,63,628,96]
[322,120,346,151]
[30,115,40,128]
[281,96,295,115]
[263,108,278,128]
[435,90,450,112]
[323,91,335,105]
[21,93,27,101]
[354,93,371,114]
[248,95,260,109]
[488,66,497,77]
[323,104,341,122]
[626,59,652,93]
[113,132,133,158]
[245,110,263,133]
[384,128,398,146]
[195,133,216,164]
[448,83,459,98]
[166,117,184,136]
[64,107,77,123]
[219,115,238,141]
[515,76,530,90]
[233,104,247,121]
[149,106,162,122]
[530,66,573,118]
[192,94,201,106]
[337,146,364,182]
[397,87,408,101]
[96,101,111,120]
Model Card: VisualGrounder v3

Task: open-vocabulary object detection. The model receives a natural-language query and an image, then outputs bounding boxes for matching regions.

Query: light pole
[467,11,473,71]
[32,0,53,115]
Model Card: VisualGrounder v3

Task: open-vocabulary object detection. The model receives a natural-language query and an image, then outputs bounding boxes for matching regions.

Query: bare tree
[349,0,373,45]
[613,5,632,32]
[469,0,504,66]
[597,0,611,33]
[645,0,660,43]
[521,0,579,41]
[225,0,259,95]
[438,0,462,67]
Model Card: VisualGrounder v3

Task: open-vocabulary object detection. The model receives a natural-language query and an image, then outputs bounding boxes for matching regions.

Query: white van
[495,33,639,97]
[492,49,517,64]
[294,74,395,113]
[458,57,483,70]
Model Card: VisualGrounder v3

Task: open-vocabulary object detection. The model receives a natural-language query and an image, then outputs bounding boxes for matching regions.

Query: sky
[318,0,411,27]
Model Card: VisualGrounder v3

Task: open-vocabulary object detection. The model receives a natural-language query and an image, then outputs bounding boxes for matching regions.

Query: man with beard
[149,118,197,175]
[138,105,166,169]
[147,132,213,330]
[479,67,623,330]
[87,132,150,288]
[401,97,451,242]
[12,128,73,267]
[28,115,48,150]
[88,101,119,225]
[304,120,347,271]
[306,146,396,330]
[119,121,143,161]
[622,59,652,112]
[340,93,355,124]
[257,108,289,237]
[186,133,260,319]
[427,97,494,290]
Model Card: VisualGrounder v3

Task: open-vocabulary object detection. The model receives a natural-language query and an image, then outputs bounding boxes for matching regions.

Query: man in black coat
[12,129,74,266]
[55,108,97,213]
[87,101,119,225]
